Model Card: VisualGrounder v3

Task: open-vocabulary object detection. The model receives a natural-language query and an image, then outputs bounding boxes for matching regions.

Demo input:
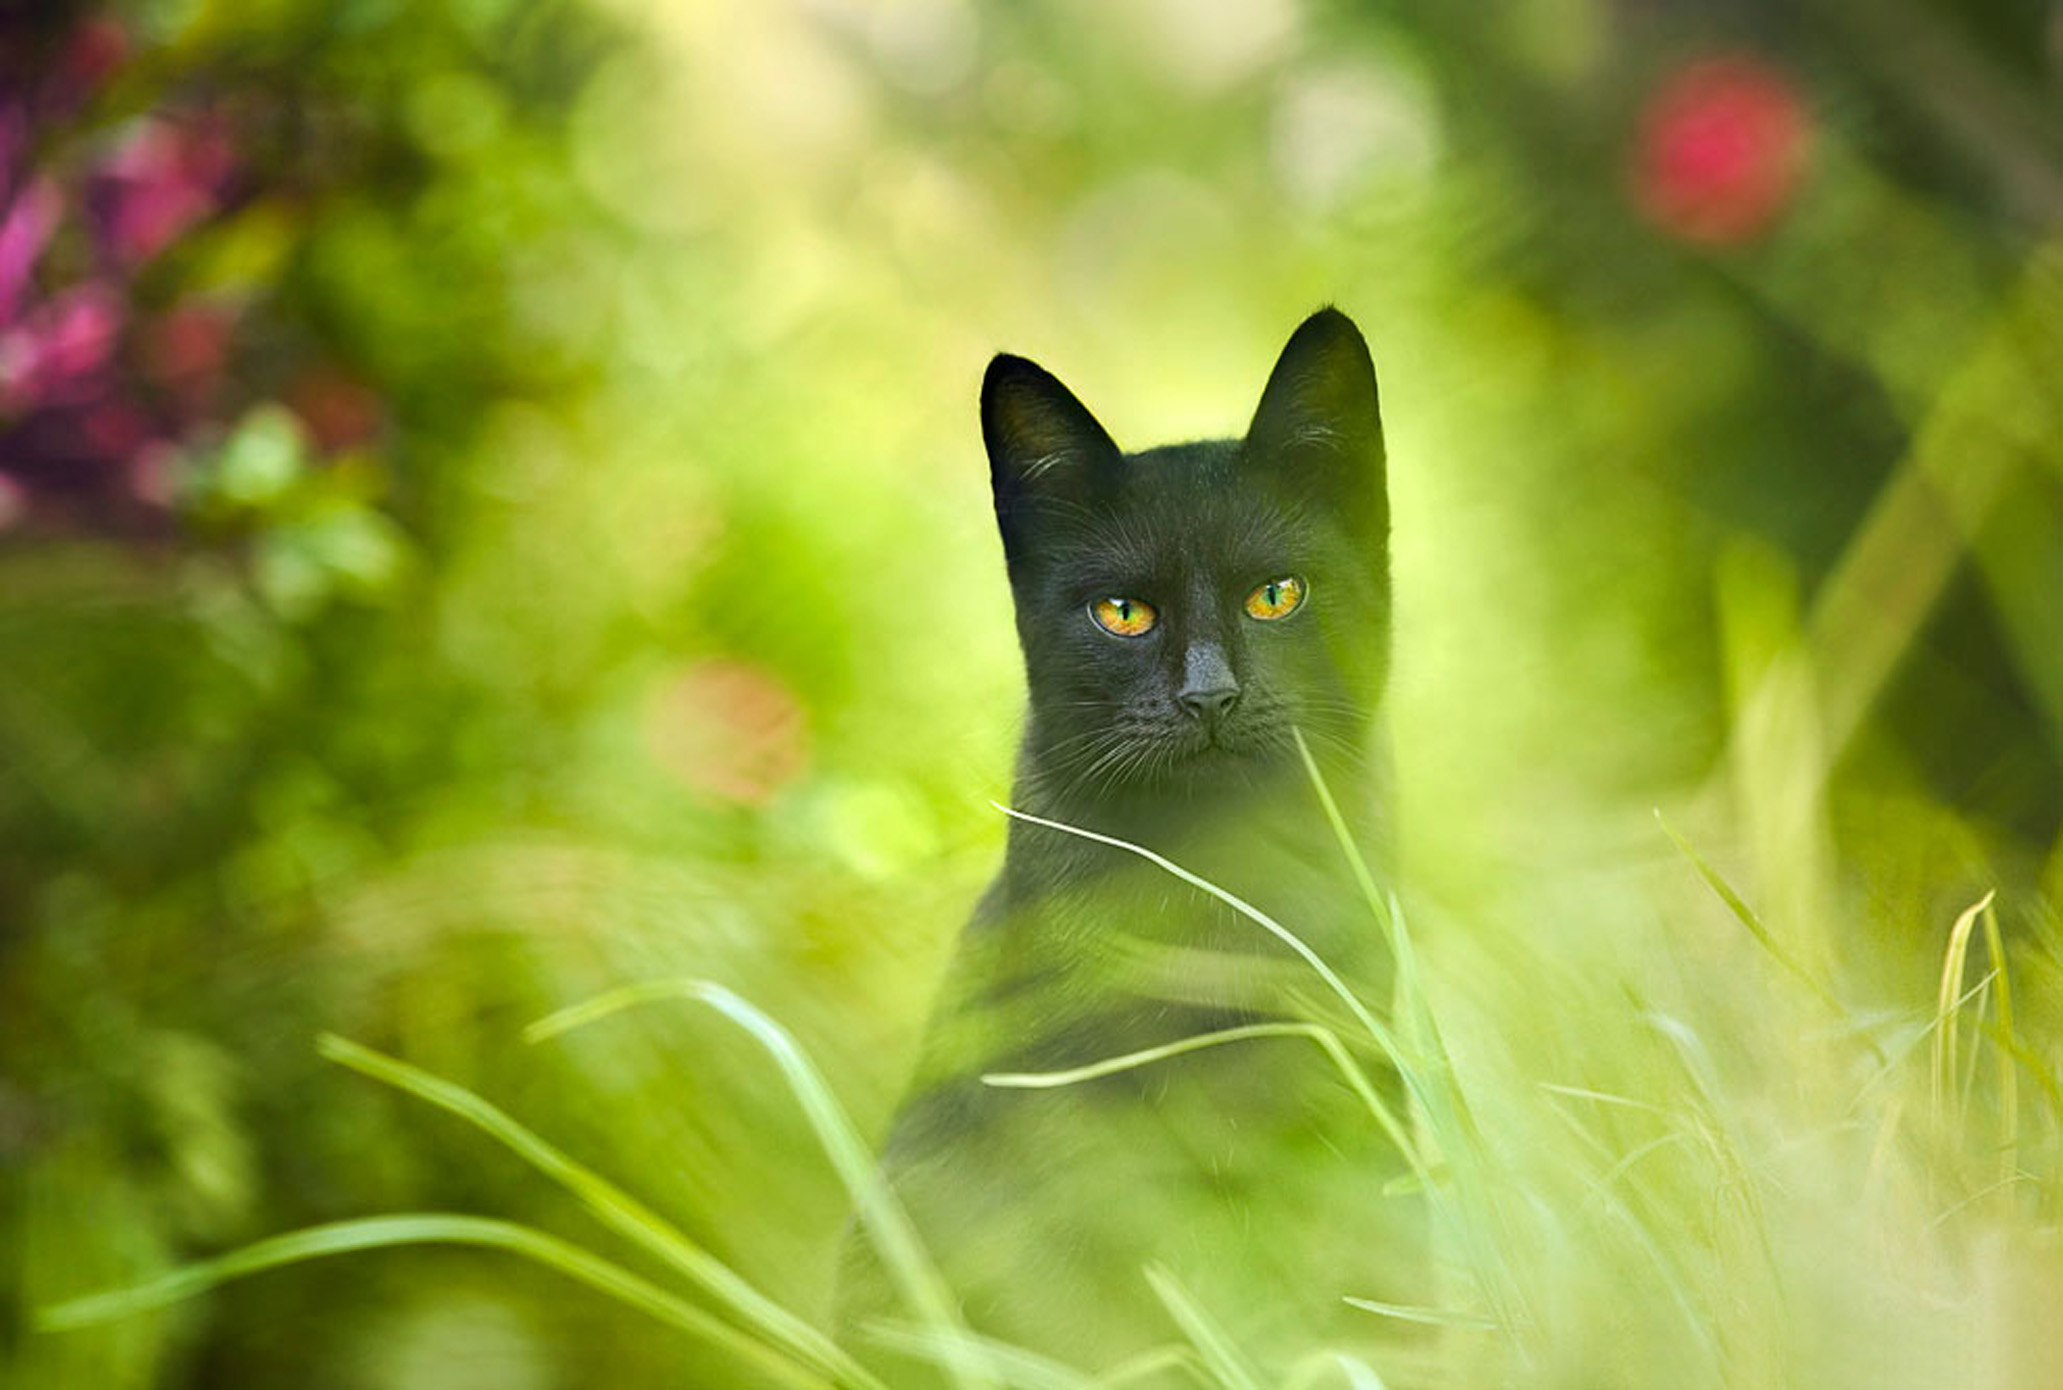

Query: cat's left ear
[1244,307,1387,536]
[982,353,1121,570]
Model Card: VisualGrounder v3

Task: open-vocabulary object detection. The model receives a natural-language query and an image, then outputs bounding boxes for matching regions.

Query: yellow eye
[1244,575,1306,621]
[1090,597,1157,637]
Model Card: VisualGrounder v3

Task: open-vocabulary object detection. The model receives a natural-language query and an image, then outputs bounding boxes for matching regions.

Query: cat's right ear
[1245,308,1386,538]
[981,354,1120,563]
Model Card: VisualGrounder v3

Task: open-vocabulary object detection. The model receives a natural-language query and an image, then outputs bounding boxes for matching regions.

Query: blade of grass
[1984,1021,2063,1121]
[1284,1349,1392,1389]
[527,981,999,1390]
[982,1020,1426,1182]
[862,1321,1087,1390]
[1593,1132,1696,1196]
[1980,895,2019,1185]
[1930,1171,2037,1229]
[315,1034,872,1390]
[1959,979,1991,1132]
[1532,1073,1723,1364]
[40,1214,829,1388]
[1288,727,1407,974]
[1143,1265,1263,1390]
[1843,1018,1938,1118]
[1536,1082,1677,1117]
[1634,1009,1791,1319]
[1654,810,1849,1019]
[1588,1188,1725,1366]
[1933,891,1996,1130]
[1341,1297,1498,1330]
[989,803,1402,1066]
[1288,732,1524,1335]
[1288,730,1445,1083]
[993,799,1522,1339]
[1860,1095,1905,1209]
[1084,1345,1207,1388]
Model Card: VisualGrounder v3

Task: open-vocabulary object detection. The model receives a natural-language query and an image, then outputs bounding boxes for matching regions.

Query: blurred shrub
[1,0,2057,1385]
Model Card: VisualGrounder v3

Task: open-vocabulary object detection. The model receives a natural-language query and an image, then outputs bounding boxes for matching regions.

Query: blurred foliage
[1,0,2059,1386]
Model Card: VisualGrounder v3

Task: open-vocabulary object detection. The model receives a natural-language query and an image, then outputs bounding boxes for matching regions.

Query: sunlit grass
[314,1032,862,1384]
[1142,1266,1263,1390]
[34,758,2058,1388]
[528,980,999,1390]
[38,1214,822,1387]
[982,1019,1416,1169]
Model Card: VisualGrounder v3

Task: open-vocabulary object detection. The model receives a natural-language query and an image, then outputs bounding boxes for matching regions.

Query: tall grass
[37,743,2062,1387]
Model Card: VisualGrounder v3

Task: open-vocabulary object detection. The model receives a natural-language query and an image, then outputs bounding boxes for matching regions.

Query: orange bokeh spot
[645,659,810,806]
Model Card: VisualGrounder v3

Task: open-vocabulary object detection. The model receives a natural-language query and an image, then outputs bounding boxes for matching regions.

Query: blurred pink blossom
[0,176,61,328]
[89,116,236,266]
[0,281,121,412]
[1634,56,1810,246]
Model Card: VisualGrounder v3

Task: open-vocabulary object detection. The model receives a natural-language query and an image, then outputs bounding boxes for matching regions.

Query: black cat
[840,309,1424,1383]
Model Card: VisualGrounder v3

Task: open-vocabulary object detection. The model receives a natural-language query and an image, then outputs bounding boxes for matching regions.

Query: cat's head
[983,308,1390,801]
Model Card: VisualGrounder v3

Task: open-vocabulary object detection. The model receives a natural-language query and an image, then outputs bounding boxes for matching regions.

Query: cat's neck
[1001,725,1387,902]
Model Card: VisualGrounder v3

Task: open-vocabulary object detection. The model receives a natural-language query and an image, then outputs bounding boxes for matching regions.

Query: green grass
[39,1214,824,1387]
[35,759,2060,1388]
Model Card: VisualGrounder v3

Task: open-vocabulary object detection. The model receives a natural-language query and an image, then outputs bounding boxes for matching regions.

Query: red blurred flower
[1634,56,1810,246]
[140,298,238,418]
[56,18,131,103]
[645,659,811,806]
[78,397,149,456]
[285,364,384,454]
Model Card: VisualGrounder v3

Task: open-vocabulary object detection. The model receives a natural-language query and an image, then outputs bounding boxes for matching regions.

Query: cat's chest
[880,827,1412,1363]
[1017,812,1368,964]
[947,822,1382,1077]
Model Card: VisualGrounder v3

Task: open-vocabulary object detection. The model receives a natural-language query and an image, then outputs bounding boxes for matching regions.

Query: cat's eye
[1244,575,1306,621]
[1090,597,1157,638]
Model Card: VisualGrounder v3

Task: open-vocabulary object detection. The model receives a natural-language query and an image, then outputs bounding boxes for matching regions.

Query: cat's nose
[1177,683,1240,724]
[1179,643,1240,725]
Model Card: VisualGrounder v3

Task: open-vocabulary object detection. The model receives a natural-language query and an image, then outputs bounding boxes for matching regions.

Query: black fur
[839,309,1422,1381]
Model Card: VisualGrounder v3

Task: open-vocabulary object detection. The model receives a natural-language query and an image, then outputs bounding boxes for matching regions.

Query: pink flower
[0,281,121,413]
[0,176,61,329]
[89,116,235,266]
[1633,56,1810,246]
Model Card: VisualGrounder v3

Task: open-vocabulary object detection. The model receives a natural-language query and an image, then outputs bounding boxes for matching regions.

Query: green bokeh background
[3,0,2059,1385]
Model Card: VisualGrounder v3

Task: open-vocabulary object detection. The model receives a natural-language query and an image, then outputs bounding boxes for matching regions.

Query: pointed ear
[1244,308,1387,535]
[982,353,1120,565]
